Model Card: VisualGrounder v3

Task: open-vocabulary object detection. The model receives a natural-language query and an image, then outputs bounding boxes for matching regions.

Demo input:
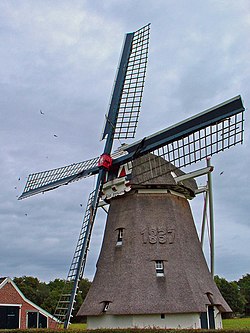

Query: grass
[222,317,250,329]
[68,318,250,330]
[69,323,87,330]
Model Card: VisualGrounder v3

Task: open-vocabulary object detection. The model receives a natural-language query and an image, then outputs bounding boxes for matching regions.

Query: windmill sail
[19,157,99,200]
[19,24,151,201]
[113,95,244,181]
[52,26,149,328]
[102,24,150,141]
[54,189,98,326]
[20,95,244,198]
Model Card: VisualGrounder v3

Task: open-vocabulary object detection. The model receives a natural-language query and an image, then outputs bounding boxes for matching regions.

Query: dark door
[200,312,208,329]
[0,306,19,329]
[27,311,38,328]
[208,305,215,329]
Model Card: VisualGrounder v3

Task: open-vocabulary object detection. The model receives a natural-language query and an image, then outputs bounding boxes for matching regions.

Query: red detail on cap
[119,166,126,178]
[98,154,113,170]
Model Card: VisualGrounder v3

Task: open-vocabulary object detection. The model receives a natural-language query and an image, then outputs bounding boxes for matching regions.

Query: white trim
[0,303,22,307]
[19,306,21,329]
[0,278,9,289]
[0,277,60,323]
[173,166,213,183]
[138,189,186,198]
[138,189,169,194]
[169,190,186,198]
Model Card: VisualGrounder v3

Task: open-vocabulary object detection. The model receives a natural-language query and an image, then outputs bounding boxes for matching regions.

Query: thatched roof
[130,154,197,199]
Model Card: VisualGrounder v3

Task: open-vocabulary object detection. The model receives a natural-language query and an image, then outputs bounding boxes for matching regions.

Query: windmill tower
[19,24,245,330]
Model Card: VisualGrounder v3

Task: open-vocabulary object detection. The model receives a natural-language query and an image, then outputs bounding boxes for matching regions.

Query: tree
[13,276,49,308]
[238,274,250,315]
[41,279,66,314]
[214,275,246,315]
[13,276,91,320]
[72,278,92,322]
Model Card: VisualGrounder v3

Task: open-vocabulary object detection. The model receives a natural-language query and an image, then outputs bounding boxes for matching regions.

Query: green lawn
[223,317,250,329]
[69,323,87,330]
[69,318,250,330]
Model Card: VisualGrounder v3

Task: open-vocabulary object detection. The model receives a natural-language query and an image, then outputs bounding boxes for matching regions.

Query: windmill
[19,24,245,329]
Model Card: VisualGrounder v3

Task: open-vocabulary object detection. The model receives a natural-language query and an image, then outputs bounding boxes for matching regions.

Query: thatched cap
[130,154,197,199]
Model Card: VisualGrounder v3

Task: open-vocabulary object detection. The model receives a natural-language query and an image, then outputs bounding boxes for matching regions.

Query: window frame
[102,301,110,313]
[116,228,124,246]
[155,260,164,277]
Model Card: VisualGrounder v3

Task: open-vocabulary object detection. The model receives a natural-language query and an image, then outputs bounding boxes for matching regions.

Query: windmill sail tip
[101,23,151,142]
[18,194,24,200]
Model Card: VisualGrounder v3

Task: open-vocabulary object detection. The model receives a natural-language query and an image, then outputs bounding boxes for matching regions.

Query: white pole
[201,190,209,247]
[207,157,215,277]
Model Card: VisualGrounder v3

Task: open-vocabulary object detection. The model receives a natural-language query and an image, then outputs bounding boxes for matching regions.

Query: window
[102,301,110,312]
[155,260,164,277]
[116,228,124,246]
[27,312,47,328]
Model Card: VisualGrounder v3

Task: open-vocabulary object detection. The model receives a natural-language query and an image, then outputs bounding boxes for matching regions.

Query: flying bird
[220,171,224,175]
[40,110,44,115]
[54,134,58,138]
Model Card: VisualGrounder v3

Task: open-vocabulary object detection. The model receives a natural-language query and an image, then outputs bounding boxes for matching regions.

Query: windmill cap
[130,154,197,199]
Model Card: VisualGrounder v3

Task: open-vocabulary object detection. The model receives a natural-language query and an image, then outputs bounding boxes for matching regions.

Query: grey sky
[0,0,249,283]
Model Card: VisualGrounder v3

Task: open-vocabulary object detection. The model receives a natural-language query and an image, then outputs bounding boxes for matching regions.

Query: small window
[155,260,164,277]
[27,312,47,329]
[161,313,165,319]
[102,301,110,312]
[116,228,124,246]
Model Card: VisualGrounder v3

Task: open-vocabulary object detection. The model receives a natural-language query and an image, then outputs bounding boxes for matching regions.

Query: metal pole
[201,190,209,247]
[207,157,215,277]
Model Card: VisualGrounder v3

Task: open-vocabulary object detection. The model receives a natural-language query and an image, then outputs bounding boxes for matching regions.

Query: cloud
[0,0,249,285]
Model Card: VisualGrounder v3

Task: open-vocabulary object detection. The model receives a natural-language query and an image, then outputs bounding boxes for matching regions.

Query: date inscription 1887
[141,227,175,244]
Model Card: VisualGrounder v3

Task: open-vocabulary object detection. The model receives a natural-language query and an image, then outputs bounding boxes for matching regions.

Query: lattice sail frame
[159,113,243,167]
[114,24,150,139]
[20,157,99,199]
[124,98,244,183]
[54,190,96,322]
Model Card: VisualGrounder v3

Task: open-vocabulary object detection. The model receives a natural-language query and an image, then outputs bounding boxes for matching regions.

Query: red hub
[98,154,113,170]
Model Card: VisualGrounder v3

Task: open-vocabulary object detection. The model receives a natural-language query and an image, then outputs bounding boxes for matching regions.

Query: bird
[25,213,28,216]
[220,171,224,175]
[80,204,83,207]
[40,110,44,115]
[18,177,20,181]
[54,134,58,138]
